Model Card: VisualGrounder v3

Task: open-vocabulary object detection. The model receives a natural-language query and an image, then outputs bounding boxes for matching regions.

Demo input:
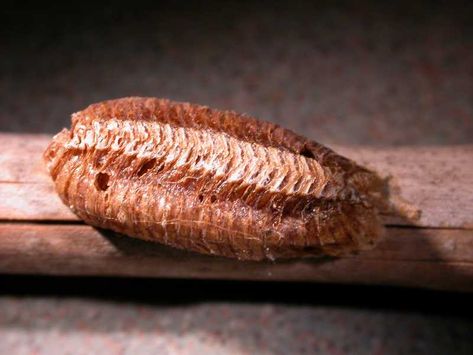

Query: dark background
[1,0,472,144]
[1,1,472,354]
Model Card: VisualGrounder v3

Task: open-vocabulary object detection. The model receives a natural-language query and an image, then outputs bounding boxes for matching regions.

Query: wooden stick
[0,133,472,291]
[0,223,471,291]
[1,134,472,228]
[335,145,473,229]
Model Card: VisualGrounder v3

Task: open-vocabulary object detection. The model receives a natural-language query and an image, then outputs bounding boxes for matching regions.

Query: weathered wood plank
[0,183,77,221]
[336,145,473,229]
[0,133,472,289]
[1,133,472,228]
[0,224,471,291]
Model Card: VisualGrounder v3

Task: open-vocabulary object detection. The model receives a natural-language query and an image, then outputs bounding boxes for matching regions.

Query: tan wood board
[1,134,472,228]
[0,223,471,291]
[0,133,472,290]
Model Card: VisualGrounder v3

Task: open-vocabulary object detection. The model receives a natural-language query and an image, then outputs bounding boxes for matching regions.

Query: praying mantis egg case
[44,97,385,261]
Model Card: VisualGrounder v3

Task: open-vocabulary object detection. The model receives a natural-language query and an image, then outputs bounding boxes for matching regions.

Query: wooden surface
[0,133,472,291]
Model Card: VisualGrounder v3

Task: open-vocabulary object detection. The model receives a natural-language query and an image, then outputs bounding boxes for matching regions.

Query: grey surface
[1,1,473,354]
[1,298,472,355]
[1,1,472,145]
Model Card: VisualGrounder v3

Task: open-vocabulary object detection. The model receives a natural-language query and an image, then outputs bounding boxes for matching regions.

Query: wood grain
[1,134,472,228]
[0,134,78,221]
[336,145,473,229]
[0,223,471,291]
[0,133,472,290]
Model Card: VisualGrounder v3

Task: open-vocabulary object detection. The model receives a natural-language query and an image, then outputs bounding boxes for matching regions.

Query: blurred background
[1,0,472,144]
[1,0,472,354]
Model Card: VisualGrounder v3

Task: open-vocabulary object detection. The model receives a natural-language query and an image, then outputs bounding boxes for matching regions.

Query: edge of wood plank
[1,133,473,229]
[0,223,472,292]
